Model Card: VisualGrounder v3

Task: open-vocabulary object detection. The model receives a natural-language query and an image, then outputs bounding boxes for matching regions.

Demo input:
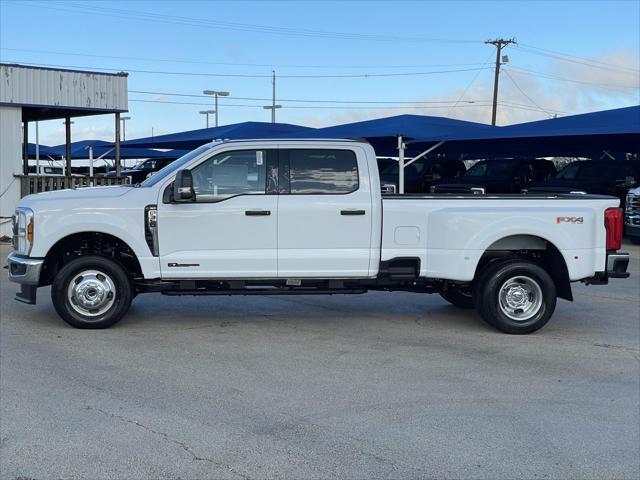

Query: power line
[1,60,493,79]
[129,98,496,110]
[11,0,481,44]
[506,66,640,90]
[447,52,494,116]
[128,89,482,105]
[0,47,491,70]
[500,101,570,115]
[128,97,566,115]
[515,43,639,75]
[502,69,556,118]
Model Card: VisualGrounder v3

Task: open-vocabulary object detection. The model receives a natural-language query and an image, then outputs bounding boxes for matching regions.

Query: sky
[1,0,639,147]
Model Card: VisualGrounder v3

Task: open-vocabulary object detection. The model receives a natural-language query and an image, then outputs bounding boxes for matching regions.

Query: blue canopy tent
[407,105,640,157]
[289,114,495,192]
[41,140,189,175]
[120,121,315,150]
[26,143,58,159]
[290,114,494,155]
[46,140,188,160]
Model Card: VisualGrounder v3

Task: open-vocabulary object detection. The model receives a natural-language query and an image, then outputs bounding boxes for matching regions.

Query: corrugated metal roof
[0,63,128,112]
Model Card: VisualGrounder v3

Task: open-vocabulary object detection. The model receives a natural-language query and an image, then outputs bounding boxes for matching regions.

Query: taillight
[604,207,623,251]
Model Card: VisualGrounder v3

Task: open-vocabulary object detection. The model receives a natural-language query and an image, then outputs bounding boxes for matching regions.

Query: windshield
[465,160,514,177]
[140,144,213,187]
[556,162,607,180]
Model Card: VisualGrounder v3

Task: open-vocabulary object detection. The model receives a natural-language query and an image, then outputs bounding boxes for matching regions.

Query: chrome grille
[11,214,18,250]
[625,192,640,226]
[626,193,640,214]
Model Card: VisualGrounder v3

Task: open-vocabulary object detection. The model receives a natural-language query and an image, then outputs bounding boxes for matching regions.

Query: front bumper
[7,252,44,284]
[7,253,44,304]
[624,217,640,239]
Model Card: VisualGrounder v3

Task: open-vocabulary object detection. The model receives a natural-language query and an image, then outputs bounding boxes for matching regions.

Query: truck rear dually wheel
[475,260,556,334]
[51,255,132,329]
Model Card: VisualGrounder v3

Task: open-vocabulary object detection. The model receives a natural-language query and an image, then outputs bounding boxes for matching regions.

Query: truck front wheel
[475,260,556,334]
[51,255,132,329]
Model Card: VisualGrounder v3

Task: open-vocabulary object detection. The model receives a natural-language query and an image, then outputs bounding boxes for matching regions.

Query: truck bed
[381,193,620,281]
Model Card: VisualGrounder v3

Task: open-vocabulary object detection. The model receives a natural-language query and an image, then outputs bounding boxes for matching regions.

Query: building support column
[65,116,72,176]
[22,121,29,175]
[115,112,121,176]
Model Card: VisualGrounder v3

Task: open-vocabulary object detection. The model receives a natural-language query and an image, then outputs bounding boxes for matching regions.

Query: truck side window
[191,149,267,202]
[288,149,358,194]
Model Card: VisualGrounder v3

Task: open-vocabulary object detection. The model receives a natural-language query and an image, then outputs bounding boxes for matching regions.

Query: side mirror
[173,169,195,202]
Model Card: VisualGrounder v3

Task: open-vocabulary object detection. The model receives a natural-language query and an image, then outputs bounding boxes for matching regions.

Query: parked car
[625,186,640,244]
[525,160,640,210]
[8,139,629,334]
[376,157,397,174]
[106,158,176,184]
[380,157,466,193]
[27,165,64,176]
[431,158,556,194]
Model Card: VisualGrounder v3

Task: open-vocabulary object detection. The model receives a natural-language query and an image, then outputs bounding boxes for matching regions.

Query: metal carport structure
[407,105,640,158]
[119,121,315,150]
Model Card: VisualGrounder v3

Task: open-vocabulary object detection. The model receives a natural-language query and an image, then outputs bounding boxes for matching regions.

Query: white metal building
[0,63,128,236]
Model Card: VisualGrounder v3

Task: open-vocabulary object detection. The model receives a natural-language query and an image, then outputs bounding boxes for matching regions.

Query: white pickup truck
[8,139,630,334]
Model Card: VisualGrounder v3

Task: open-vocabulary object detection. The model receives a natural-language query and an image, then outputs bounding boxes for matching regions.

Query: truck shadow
[122,290,487,333]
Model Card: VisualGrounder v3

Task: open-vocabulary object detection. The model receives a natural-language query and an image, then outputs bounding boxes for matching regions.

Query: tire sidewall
[51,255,132,329]
[479,261,557,334]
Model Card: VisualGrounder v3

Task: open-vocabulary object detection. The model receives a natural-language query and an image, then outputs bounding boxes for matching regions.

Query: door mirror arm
[173,169,195,202]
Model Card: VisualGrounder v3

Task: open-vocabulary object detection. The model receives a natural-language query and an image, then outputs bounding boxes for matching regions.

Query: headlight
[12,207,34,255]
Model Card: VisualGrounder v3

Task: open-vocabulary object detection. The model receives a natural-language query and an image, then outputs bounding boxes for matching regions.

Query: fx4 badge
[557,216,584,224]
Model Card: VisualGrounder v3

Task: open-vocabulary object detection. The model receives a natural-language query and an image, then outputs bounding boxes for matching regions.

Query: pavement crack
[85,406,251,479]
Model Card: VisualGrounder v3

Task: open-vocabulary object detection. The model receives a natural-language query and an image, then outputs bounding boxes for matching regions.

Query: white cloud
[297,49,639,128]
[42,125,115,146]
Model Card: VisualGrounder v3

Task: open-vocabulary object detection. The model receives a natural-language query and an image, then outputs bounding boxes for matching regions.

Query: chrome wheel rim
[67,270,116,317]
[498,275,543,322]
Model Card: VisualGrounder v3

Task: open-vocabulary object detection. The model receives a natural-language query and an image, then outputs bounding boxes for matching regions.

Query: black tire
[475,260,556,334]
[439,286,475,309]
[51,255,132,329]
[630,237,640,245]
[472,257,517,313]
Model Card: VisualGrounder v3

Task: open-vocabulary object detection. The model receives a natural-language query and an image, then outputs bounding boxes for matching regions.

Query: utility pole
[485,38,516,125]
[263,70,282,123]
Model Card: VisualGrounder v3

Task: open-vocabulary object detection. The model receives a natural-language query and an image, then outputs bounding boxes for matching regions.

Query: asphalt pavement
[1,242,639,479]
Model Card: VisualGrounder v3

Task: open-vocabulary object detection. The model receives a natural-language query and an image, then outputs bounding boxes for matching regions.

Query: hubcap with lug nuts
[67,270,116,317]
[498,275,543,322]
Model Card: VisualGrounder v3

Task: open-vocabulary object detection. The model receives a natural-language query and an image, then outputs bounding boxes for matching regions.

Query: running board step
[162,288,367,296]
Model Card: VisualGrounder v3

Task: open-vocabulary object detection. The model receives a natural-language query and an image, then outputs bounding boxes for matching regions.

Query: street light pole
[203,90,230,126]
[120,116,131,141]
[199,110,215,128]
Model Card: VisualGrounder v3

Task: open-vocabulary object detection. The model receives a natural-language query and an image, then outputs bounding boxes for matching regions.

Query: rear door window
[286,149,359,194]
